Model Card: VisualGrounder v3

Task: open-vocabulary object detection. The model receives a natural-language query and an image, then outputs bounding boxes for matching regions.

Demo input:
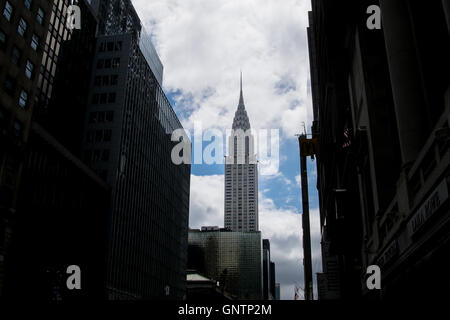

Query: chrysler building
[224,74,259,232]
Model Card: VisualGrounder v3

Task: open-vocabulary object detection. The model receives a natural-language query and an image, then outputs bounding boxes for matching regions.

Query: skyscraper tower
[224,73,258,232]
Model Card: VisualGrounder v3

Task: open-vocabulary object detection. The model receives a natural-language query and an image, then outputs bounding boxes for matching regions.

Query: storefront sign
[377,240,398,268]
[408,179,449,236]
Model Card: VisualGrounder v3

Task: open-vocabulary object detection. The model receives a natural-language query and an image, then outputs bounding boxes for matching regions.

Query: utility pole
[298,132,315,300]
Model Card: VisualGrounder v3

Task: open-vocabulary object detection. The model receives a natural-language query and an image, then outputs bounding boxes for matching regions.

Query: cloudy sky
[132,0,322,300]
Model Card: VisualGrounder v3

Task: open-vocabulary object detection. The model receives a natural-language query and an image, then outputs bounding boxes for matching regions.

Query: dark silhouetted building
[2,0,190,300]
[0,0,53,295]
[83,0,190,299]
[262,239,270,299]
[4,122,110,299]
[1,0,110,299]
[308,0,450,300]
[269,261,275,299]
[275,283,280,300]
[34,0,98,157]
[262,239,276,300]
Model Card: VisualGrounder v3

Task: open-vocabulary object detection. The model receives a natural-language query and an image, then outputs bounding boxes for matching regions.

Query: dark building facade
[2,0,190,300]
[34,0,98,157]
[83,0,190,299]
[1,0,110,299]
[4,122,110,299]
[308,0,450,299]
[0,0,52,295]
[262,239,270,300]
[262,239,276,300]
[269,261,275,300]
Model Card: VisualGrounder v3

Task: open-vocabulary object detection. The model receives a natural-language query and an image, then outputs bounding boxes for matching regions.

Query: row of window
[3,1,45,29]
[96,58,120,69]
[8,45,35,79]
[99,40,123,53]
[224,221,257,224]
[86,129,112,143]
[85,149,110,163]
[92,92,116,105]
[94,74,119,87]
[0,20,41,53]
[3,76,29,108]
[89,111,114,124]
[0,107,23,138]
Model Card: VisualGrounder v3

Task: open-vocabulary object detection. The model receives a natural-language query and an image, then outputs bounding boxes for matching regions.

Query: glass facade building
[83,1,190,299]
[188,229,262,300]
[90,0,163,86]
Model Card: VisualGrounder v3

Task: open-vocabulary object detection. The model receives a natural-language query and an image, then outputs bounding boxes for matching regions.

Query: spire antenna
[238,71,245,107]
[240,70,243,93]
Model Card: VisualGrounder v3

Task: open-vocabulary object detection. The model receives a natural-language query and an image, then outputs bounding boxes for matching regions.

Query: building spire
[233,71,250,130]
[240,70,243,92]
[239,70,245,107]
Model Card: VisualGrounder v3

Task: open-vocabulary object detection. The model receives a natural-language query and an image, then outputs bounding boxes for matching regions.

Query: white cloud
[189,175,224,228]
[132,0,312,138]
[295,174,301,187]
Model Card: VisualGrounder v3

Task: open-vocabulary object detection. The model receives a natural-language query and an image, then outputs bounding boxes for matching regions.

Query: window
[86,130,94,143]
[115,41,122,51]
[96,59,104,69]
[31,33,39,51]
[18,18,27,36]
[3,1,13,22]
[4,76,15,96]
[0,30,6,51]
[108,92,116,103]
[111,75,118,85]
[94,76,101,86]
[92,93,99,104]
[19,90,28,108]
[104,59,111,69]
[102,149,110,161]
[13,120,22,137]
[98,111,105,123]
[95,130,103,142]
[107,41,114,51]
[89,112,97,123]
[100,93,107,104]
[105,111,114,122]
[25,60,34,79]
[112,58,120,68]
[102,75,109,86]
[11,46,21,65]
[99,42,105,52]
[103,130,112,142]
[93,150,101,161]
[24,0,32,10]
[3,156,17,186]
[37,7,44,25]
